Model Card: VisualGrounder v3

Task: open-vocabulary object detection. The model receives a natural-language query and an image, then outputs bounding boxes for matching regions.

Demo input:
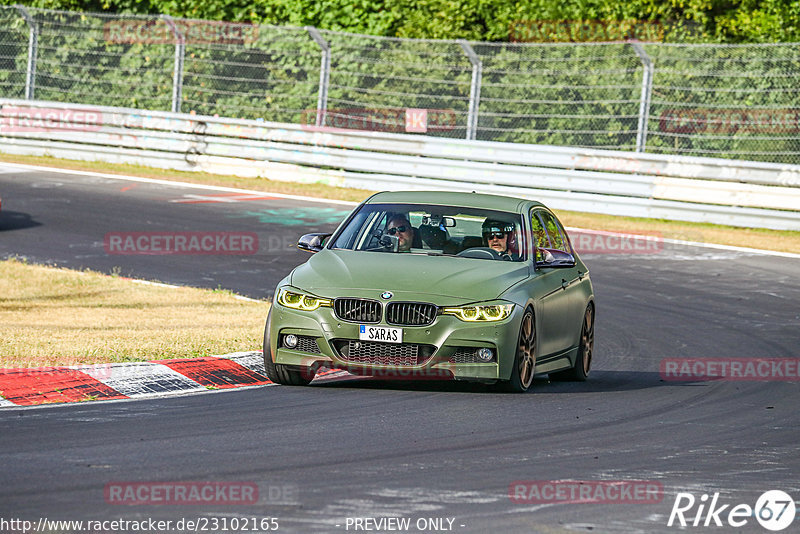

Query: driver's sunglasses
[487,232,506,240]
[387,225,408,235]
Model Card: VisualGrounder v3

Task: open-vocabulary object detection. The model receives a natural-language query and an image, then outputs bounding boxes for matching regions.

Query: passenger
[481,219,519,260]
[386,215,415,252]
[419,223,448,250]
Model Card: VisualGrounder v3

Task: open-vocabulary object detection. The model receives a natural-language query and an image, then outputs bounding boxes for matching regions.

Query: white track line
[0,161,357,206]
[126,278,262,302]
[566,227,800,259]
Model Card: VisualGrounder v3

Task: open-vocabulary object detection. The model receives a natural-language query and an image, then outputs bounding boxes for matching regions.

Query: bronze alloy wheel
[517,309,536,390]
[550,302,594,382]
[495,308,537,393]
[580,304,594,376]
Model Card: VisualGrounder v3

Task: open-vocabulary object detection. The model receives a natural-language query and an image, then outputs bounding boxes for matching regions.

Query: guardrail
[1,99,799,230]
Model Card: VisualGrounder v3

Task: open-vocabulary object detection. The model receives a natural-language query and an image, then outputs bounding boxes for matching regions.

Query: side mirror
[297,233,332,253]
[536,248,576,268]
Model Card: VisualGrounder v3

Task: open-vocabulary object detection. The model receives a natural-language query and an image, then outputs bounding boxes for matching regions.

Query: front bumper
[269,303,522,382]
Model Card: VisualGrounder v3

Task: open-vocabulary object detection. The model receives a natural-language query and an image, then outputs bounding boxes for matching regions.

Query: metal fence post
[14,4,38,100]
[162,15,185,114]
[307,27,330,128]
[458,40,482,141]
[630,41,653,153]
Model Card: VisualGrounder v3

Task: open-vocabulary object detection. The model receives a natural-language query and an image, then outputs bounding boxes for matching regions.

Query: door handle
[561,279,569,289]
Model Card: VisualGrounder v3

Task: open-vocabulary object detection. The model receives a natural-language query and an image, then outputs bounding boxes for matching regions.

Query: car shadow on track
[310,370,684,394]
[0,210,42,232]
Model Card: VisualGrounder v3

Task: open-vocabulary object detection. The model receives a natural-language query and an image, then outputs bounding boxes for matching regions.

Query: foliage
[0,3,797,163]
[3,0,800,43]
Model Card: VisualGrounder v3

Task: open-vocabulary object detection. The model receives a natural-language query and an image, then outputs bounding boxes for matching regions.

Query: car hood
[290,249,529,303]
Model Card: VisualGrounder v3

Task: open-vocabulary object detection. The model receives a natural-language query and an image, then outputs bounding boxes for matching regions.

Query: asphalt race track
[0,165,354,299]
[1,165,798,533]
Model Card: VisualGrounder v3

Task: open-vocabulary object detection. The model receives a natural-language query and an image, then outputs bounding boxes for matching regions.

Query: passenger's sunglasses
[387,225,408,235]
[487,232,506,240]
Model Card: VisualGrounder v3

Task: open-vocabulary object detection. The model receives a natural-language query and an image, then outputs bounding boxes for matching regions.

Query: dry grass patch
[557,210,800,254]
[0,259,267,368]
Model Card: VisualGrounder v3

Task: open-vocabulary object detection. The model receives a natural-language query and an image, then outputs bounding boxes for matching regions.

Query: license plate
[359,325,403,343]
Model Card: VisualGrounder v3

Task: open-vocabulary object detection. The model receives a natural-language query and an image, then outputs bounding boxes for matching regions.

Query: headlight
[441,303,514,322]
[277,288,331,311]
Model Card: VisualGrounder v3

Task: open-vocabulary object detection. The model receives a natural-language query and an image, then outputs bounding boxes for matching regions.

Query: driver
[482,219,518,260]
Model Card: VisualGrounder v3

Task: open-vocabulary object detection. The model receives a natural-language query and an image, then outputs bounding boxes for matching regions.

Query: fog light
[477,348,493,361]
[284,334,298,349]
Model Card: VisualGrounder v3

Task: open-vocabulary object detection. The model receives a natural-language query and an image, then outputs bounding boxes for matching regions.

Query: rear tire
[262,308,313,386]
[550,303,594,382]
[495,308,536,393]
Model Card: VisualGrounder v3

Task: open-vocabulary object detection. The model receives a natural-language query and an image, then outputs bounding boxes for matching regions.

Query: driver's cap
[482,219,514,235]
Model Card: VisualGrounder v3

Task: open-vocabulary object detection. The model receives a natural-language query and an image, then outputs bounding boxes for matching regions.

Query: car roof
[365,191,542,212]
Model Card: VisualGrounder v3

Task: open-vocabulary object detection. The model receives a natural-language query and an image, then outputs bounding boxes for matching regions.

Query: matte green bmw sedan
[263,191,594,392]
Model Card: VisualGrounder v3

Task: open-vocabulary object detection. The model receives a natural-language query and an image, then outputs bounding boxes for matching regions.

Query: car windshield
[330,203,526,261]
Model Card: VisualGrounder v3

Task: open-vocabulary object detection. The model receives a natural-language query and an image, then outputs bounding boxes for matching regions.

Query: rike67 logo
[668,490,796,531]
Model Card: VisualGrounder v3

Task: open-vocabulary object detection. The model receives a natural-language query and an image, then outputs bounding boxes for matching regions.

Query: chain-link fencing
[644,43,800,162]
[0,7,798,163]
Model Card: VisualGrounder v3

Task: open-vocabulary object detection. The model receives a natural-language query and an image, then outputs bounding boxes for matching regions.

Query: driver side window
[538,210,572,254]
[531,209,572,261]
[530,211,548,262]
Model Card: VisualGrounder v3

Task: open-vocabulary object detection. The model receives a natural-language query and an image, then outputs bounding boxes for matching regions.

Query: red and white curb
[0,351,351,407]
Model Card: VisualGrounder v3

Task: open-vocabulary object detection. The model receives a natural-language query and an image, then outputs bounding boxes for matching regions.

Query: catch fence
[0,7,799,163]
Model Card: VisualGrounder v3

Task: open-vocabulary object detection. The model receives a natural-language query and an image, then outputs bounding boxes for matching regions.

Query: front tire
[262,308,313,386]
[496,308,536,393]
[550,303,594,382]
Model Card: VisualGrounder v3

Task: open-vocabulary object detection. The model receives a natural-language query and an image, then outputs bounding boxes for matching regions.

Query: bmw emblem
[381,291,393,300]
